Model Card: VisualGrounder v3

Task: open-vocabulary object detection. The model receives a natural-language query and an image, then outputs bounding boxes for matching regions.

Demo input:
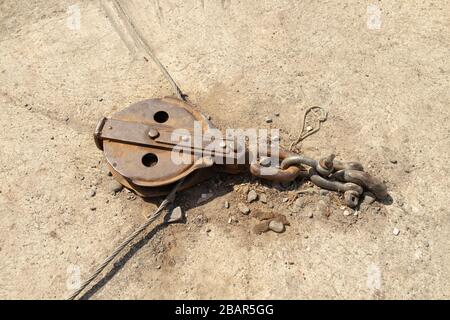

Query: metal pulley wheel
[94,97,219,197]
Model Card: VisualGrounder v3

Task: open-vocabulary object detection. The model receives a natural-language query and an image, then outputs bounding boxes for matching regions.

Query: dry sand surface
[0,0,449,299]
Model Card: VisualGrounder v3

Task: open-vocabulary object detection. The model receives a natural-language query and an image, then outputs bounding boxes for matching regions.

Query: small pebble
[88,188,96,197]
[247,190,258,203]
[282,197,289,203]
[306,125,313,131]
[274,112,280,116]
[362,192,376,205]
[294,198,302,207]
[197,193,213,204]
[269,220,285,233]
[167,206,184,223]
[393,228,400,236]
[108,180,123,194]
[238,203,250,215]
[259,193,267,203]
[224,201,230,209]
[265,116,273,123]
[90,207,96,211]
[343,210,352,216]
[259,157,271,167]
[308,212,313,219]
[390,159,398,164]
[228,216,237,224]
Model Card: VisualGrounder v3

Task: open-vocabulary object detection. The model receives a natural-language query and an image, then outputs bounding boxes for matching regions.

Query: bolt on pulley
[94,97,387,207]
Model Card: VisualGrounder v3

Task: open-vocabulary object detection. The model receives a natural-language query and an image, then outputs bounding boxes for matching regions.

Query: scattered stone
[238,203,250,215]
[247,190,258,203]
[343,210,352,216]
[88,188,96,197]
[259,193,267,203]
[167,206,184,223]
[197,192,213,204]
[390,159,398,164]
[269,220,285,233]
[265,116,273,123]
[319,189,330,196]
[393,228,400,236]
[362,192,376,205]
[306,125,313,131]
[282,197,289,203]
[224,201,230,209]
[107,171,112,177]
[127,194,136,201]
[155,265,161,270]
[308,212,314,219]
[274,112,280,117]
[108,180,123,194]
[228,216,238,224]
[259,157,271,167]
[90,207,96,211]
[316,200,330,217]
[253,220,270,234]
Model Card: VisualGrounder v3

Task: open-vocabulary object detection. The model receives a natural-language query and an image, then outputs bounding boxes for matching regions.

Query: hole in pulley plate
[142,153,158,167]
[153,111,169,123]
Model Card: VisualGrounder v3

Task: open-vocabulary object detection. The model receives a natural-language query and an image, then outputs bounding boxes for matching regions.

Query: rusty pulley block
[94,97,387,207]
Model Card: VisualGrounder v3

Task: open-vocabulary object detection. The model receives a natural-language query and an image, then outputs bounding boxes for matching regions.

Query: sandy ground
[0,0,449,299]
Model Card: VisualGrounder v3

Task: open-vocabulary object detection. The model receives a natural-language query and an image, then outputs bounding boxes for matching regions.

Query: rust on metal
[94,97,388,206]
